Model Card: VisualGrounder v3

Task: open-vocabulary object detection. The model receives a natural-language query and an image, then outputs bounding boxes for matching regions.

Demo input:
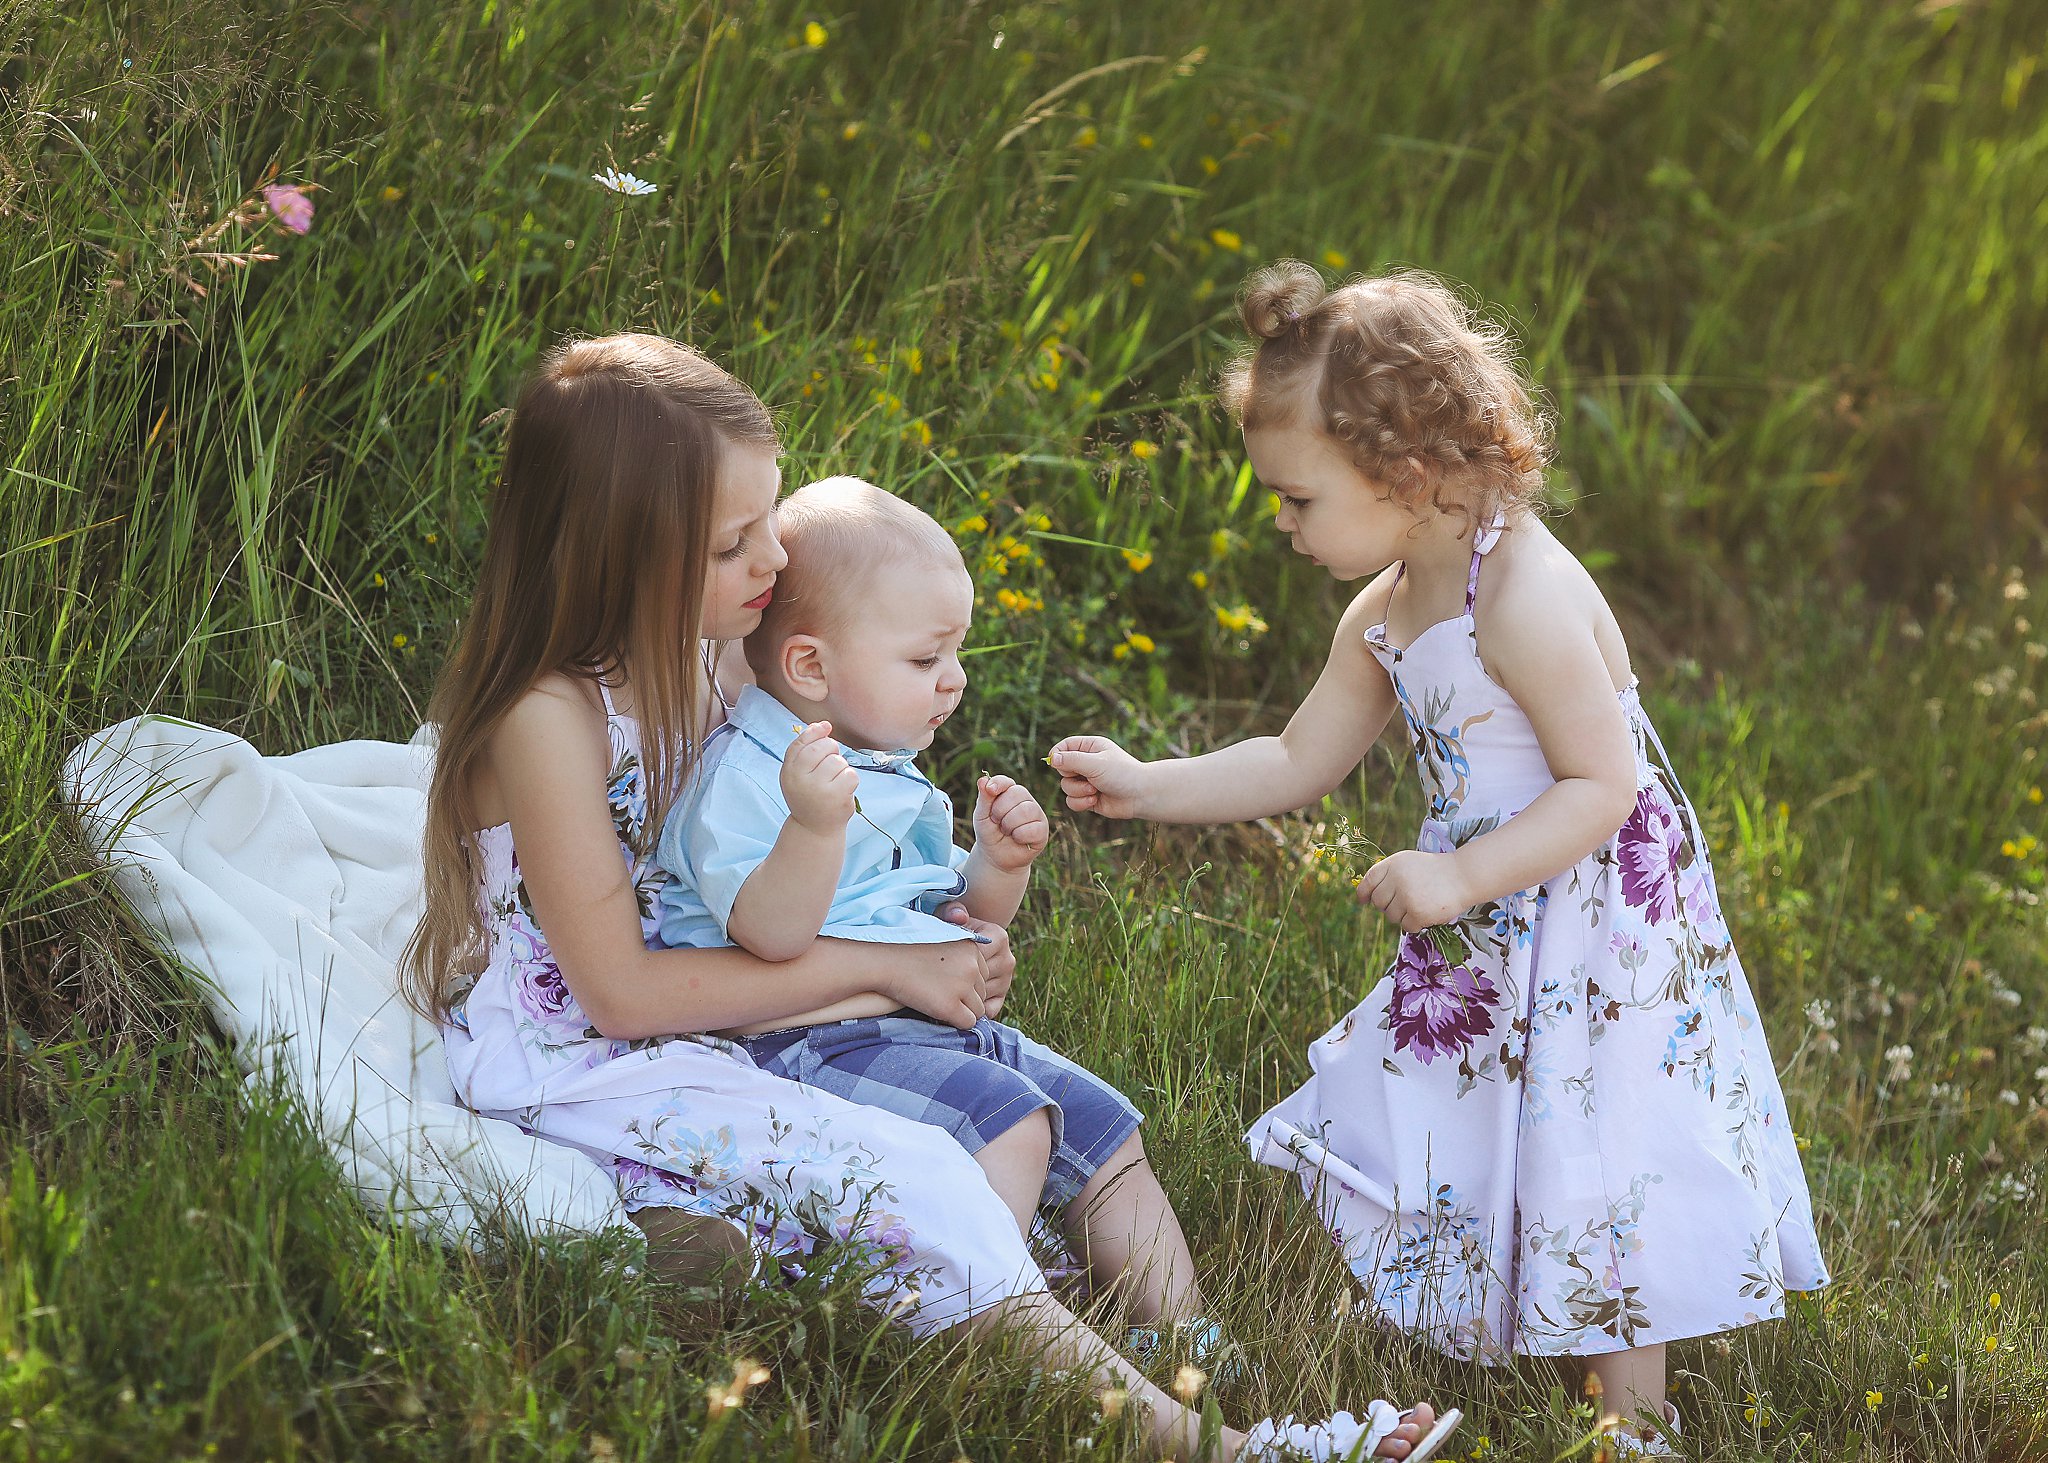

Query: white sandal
[1241,1402,1462,1461]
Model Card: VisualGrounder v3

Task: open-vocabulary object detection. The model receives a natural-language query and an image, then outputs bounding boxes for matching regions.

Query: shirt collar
[727,685,931,783]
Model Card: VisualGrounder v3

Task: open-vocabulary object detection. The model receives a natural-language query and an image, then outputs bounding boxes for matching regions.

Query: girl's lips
[742,587,774,610]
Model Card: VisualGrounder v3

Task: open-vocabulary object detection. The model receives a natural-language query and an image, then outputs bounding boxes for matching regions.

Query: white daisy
[591,167,657,196]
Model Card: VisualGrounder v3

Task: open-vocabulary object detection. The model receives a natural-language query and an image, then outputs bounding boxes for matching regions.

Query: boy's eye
[717,537,746,561]
[913,656,940,670]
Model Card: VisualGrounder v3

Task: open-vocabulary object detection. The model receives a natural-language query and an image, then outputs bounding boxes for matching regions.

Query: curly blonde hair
[1219,260,1552,531]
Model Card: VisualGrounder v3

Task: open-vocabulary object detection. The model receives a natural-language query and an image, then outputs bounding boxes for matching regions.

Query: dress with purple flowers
[439,677,1043,1335]
[1246,520,1828,1362]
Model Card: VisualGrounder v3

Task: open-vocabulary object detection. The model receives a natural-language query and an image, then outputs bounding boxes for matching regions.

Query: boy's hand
[1045,735,1148,819]
[1357,850,1475,933]
[782,721,858,833]
[973,774,1049,871]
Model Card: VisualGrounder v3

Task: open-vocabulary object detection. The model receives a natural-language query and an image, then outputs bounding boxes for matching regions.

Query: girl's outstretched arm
[1050,572,1401,824]
[485,681,989,1040]
[1359,551,1640,932]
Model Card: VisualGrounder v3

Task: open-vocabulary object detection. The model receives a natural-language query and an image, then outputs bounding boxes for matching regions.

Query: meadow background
[4,0,2047,1457]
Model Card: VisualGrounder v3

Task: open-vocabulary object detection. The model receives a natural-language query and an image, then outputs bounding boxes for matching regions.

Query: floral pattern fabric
[439,685,1044,1335]
[1246,528,1829,1362]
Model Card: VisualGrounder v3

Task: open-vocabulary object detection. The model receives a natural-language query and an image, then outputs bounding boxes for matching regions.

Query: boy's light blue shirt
[655,685,972,950]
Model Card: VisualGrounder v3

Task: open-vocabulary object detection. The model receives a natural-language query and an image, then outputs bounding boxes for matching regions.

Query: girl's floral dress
[1247,522,1830,1362]
[439,680,1042,1335]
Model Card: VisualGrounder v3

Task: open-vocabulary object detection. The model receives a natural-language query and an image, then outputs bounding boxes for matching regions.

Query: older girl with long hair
[402,332,1447,1462]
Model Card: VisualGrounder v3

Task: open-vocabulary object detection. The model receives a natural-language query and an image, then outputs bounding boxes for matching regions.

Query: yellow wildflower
[371,572,385,588]
[1866,1390,1882,1411]
[1111,643,1129,661]
[1137,133,1154,149]
[1322,248,1348,270]
[380,185,404,203]
[955,513,988,535]
[704,287,723,305]
[841,121,862,142]
[1029,512,1051,531]
[904,419,933,447]
[1000,536,1029,560]
[1130,439,1159,460]
[2028,785,2043,803]
[1209,528,1233,560]
[391,633,409,649]
[905,347,923,375]
[1130,270,1146,288]
[804,21,827,47]
[1076,125,1098,148]
[1200,154,1219,176]
[1125,631,1155,654]
[424,532,439,545]
[1210,227,1243,252]
[1215,603,1267,635]
[995,588,1043,614]
[1743,1392,1771,1428]
[1990,1292,2002,1310]
[1189,569,1209,590]
[1985,1335,2000,1353]
[1122,548,1154,573]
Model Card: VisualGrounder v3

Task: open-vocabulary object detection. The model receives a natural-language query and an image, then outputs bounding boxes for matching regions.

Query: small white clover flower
[592,167,657,196]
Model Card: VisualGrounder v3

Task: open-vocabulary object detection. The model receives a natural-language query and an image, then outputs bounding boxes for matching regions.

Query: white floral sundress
[439,678,1044,1335]
[1247,521,1830,1362]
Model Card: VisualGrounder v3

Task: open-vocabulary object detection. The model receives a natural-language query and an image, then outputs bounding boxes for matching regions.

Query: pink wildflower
[262,183,315,235]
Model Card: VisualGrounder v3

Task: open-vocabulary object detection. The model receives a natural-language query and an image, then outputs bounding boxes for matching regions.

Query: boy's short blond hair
[747,477,966,655]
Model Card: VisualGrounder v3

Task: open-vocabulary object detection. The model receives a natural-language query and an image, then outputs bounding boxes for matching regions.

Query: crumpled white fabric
[62,714,630,1241]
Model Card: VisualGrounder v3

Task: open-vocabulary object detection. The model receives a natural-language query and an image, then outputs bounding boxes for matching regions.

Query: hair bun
[1239,259,1328,340]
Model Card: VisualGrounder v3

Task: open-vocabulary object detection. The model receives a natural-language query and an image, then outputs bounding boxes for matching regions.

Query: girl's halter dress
[1247,519,1829,1361]
[439,677,1042,1334]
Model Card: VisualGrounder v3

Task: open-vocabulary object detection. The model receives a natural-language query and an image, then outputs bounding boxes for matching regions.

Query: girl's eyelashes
[716,536,747,562]
[1276,493,1308,511]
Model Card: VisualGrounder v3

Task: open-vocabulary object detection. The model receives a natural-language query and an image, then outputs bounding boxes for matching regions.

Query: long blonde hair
[399,334,778,1021]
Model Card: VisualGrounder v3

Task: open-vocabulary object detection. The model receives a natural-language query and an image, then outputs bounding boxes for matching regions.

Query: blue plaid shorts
[734,1011,1144,1209]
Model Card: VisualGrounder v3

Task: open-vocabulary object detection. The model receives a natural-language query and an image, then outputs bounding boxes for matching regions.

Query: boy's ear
[780,634,830,704]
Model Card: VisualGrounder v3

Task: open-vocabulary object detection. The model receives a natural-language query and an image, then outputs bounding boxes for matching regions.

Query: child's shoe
[1240,1402,1461,1462]
[1606,1402,1682,1457]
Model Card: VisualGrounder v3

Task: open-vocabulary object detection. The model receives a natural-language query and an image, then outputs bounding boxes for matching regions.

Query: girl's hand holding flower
[1357,849,1476,933]
[1045,735,1149,819]
[973,774,1050,872]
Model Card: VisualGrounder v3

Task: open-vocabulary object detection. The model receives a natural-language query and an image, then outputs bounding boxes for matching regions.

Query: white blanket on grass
[63,715,630,1242]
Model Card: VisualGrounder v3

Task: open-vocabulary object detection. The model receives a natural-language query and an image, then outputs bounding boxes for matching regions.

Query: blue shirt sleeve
[687,763,790,934]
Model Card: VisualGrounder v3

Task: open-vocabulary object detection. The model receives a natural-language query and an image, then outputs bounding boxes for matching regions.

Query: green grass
[4,0,2046,1457]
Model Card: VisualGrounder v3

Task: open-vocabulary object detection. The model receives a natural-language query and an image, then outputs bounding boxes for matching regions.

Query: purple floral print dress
[439,677,1043,1335]
[1246,521,1829,1362]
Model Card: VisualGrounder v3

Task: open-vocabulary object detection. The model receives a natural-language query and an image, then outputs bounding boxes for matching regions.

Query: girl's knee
[629,1206,753,1286]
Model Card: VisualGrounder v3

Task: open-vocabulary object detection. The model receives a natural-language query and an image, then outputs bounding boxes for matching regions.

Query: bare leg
[628,1205,755,1286]
[1060,1131,1202,1326]
[974,1107,1055,1235]
[1584,1344,1669,1441]
[972,1289,1439,1460]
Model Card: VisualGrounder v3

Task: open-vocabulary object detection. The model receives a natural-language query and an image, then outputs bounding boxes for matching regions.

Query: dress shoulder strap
[596,675,619,718]
[1464,512,1508,614]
